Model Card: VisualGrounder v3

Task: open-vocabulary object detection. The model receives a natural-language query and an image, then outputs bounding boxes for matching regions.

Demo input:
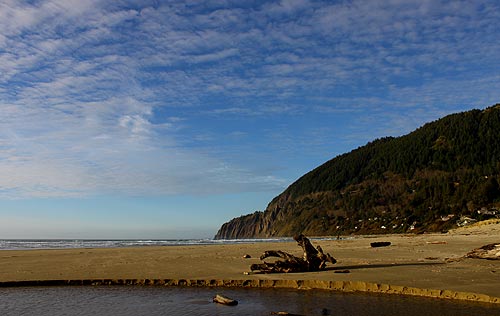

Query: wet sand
[0,220,499,303]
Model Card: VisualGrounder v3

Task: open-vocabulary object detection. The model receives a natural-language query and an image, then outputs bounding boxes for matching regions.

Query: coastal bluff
[215,212,266,239]
[215,104,500,240]
[215,207,281,239]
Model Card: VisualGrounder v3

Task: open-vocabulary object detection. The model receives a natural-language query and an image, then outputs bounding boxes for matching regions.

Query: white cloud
[0,0,499,198]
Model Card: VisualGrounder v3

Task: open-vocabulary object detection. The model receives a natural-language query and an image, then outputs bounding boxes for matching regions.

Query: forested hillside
[216,104,500,239]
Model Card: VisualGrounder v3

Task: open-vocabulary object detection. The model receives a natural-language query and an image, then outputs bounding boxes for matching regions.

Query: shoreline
[1,221,499,305]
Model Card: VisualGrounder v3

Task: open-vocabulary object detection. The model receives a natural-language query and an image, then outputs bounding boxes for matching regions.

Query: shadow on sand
[326,261,445,271]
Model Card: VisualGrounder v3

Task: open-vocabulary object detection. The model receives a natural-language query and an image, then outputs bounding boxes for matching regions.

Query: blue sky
[1,0,499,239]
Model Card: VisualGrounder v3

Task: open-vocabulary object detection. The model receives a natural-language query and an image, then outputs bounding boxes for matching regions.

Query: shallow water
[0,286,498,316]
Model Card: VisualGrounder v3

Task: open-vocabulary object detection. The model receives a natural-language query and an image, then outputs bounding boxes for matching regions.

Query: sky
[0,0,499,239]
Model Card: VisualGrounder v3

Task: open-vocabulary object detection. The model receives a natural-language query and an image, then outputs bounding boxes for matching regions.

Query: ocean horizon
[0,237,343,251]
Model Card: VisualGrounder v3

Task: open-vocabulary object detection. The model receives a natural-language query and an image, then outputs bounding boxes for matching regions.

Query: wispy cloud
[0,0,499,198]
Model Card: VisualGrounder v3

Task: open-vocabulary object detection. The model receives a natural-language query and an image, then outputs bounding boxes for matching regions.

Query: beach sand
[1,220,499,303]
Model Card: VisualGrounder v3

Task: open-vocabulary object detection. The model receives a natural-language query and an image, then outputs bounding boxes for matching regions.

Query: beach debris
[370,241,391,248]
[243,271,263,275]
[444,257,465,263]
[213,294,238,306]
[334,269,350,273]
[426,241,447,245]
[243,254,252,259]
[457,216,477,227]
[270,312,305,316]
[466,243,500,260]
[250,234,336,273]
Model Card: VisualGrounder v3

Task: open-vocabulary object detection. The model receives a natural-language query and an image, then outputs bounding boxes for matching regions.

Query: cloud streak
[0,0,499,198]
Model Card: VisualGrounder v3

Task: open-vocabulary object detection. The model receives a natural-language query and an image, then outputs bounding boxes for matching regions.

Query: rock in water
[466,243,500,260]
[213,294,238,306]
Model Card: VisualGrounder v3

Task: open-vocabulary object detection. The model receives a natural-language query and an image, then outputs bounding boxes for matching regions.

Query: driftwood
[370,241,391,248]
[213,294,238,306]
[250,234,336,273]
[466,243,500,260]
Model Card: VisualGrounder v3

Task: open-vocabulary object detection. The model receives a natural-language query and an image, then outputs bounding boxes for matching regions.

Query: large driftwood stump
[466,243,500,260]
[250,234,336,273]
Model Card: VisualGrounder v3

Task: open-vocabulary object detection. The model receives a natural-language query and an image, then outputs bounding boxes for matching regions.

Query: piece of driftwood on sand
[370,241,391,248]
[250,234,336,273]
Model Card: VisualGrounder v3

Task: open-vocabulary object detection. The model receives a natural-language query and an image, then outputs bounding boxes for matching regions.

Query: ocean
[0,238,303,250]
[0,286,498,316]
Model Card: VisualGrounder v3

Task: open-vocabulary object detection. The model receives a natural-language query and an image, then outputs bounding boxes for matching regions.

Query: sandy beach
[1,221,499,303]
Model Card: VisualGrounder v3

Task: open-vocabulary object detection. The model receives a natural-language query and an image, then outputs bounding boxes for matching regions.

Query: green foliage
[266,104,500,236]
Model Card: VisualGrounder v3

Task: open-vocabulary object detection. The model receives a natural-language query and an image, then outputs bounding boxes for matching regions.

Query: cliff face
[215,192,342,239]
[214,199,285,239]
[214,212,266,239]
[214,191,296,239]
[215,104,500,239]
